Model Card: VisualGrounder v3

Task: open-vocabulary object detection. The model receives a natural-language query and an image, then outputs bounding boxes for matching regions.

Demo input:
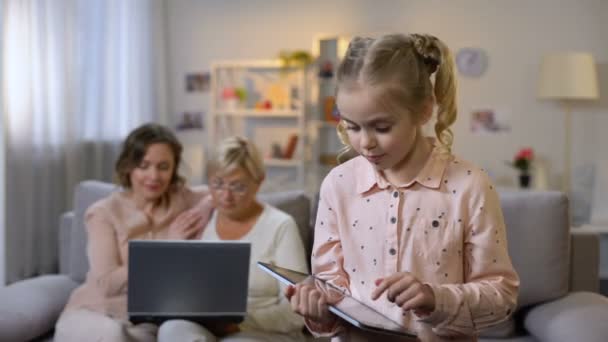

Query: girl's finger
[308,290,321,318]
[316,291,328,320]
[371,274,400,300]
[401,292,427,312]
[387,276,414,302]
[290,284,304,312]
[298,285,311,315]
[395,281,421,306]
[284,285,295,300]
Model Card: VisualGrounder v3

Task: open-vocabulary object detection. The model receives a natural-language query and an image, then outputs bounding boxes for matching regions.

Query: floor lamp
[538,52,599,195]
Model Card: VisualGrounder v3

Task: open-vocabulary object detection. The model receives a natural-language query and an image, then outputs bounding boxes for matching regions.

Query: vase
[519,173,531,188]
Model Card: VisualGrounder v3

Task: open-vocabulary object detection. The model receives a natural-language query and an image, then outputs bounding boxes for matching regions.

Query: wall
[166,0,608,189]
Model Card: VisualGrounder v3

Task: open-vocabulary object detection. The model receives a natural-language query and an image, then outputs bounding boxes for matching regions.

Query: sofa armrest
[59,211,75,276]
[570,231,600,292]
[0,275,79,342]
[524,291,608,342]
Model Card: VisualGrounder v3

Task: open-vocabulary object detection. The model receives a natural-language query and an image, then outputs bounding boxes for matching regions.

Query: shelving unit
[308,35,351,191]
[209,59,313,193]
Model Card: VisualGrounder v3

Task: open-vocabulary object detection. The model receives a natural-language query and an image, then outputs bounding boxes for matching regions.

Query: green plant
[278,50,313,69]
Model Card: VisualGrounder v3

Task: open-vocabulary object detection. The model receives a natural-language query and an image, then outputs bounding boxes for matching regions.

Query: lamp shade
[538,52,599,100]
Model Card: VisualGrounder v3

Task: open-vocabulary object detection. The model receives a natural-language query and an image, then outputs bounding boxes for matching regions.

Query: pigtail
[412,34,458,154]
[433,40,457,154]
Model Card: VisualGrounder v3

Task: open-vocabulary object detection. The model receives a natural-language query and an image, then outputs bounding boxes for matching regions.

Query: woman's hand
[206,322,240,337]
[167,208,204,240]
[285,283,336,326]
[371,272,436,316]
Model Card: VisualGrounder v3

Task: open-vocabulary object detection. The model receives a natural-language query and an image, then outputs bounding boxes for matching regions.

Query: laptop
[128,240,251,325]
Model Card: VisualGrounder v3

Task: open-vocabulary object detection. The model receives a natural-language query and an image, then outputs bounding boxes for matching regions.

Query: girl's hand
[371,272,436,316]
[167,208,204,240]
[285,283,336,326]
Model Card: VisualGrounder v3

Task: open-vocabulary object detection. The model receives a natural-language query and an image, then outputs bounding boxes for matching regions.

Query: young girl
[286,34,520,341]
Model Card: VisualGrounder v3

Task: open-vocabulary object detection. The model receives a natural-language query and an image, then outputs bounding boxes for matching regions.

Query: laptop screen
[128,240,251,323]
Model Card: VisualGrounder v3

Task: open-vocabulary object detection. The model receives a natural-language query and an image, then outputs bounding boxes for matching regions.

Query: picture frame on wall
[470,108,511,134]
[176,111,205,131]
[185,72,210,93]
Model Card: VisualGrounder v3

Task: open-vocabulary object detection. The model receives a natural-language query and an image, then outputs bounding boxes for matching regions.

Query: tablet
[257,262,418,339]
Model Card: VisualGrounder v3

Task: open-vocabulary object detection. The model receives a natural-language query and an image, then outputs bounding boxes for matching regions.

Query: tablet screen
[257,262,418,338]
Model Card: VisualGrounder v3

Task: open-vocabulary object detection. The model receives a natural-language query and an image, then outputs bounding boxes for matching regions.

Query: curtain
[1,0,169,283]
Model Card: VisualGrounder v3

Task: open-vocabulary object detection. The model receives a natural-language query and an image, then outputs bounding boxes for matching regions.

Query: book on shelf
[283,134,299,159]
[324,96,340,123]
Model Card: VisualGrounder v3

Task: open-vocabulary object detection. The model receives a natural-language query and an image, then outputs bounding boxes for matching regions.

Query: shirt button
[389,248,397,255]
[390,217,397,224]
[393,191,399,198]
[432,220,440,227]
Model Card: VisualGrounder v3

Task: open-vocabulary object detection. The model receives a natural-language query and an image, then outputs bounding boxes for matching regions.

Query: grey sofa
[1,181,608,341]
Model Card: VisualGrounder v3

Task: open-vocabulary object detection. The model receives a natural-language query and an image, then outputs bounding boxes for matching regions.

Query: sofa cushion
[0,275,79,342]
[524,291,608,342]
[59,212,74,276]
[499,190,570,308]
[258,190,312,255]
[69,180,118,282]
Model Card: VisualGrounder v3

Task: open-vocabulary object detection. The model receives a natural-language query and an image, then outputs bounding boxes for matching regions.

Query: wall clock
[455,48,488,78]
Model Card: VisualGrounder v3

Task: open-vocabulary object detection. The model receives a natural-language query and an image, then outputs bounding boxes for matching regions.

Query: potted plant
[508,148,534,188]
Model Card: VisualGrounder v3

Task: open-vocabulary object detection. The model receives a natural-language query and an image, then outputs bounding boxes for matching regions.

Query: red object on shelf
[283,134,299,159]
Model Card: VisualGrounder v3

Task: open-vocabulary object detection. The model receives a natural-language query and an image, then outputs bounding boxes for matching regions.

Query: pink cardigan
[63,186,213,320]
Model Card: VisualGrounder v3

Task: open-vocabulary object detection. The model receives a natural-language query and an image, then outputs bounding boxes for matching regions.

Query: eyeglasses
[209,178,249,195]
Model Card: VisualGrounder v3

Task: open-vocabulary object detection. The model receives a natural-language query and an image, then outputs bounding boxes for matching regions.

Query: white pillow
[590,160,608,225]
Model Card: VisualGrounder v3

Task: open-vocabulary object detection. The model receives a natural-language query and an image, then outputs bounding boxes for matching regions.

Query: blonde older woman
[158,136,308,342]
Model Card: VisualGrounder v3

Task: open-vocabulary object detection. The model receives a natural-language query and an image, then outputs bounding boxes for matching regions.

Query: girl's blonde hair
[335,33,457,162]
[206,136,265,183]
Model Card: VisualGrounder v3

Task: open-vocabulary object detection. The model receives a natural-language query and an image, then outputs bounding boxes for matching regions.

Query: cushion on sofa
[0,275,79,341]
[499,191,570,308]
[69,180,118,282]
[59,212,74,276]
[524,291,608,342]
[258,190,312,254]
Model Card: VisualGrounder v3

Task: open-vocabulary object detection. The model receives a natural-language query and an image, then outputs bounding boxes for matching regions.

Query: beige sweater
[63,186,213,320]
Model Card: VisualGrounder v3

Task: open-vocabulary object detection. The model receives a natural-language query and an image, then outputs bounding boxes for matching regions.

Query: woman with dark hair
[54,123,214,342]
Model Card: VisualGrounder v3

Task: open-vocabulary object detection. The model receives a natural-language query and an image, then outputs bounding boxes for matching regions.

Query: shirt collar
[355,141,451,194]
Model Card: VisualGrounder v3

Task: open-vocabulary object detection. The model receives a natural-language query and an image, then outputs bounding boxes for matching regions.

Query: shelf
[215,109,300,118]
[311,120,339,128]
[211,59,308,70]
[319,121,339,128]
[265,158,301,167]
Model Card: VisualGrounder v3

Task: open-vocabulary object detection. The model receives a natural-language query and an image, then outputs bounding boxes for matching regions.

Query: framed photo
[185,72,210,93]
[176,111,205,131]
[470,108,510,134]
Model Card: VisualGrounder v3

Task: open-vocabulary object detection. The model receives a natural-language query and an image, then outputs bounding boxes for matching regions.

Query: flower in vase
[513,148,534,174]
